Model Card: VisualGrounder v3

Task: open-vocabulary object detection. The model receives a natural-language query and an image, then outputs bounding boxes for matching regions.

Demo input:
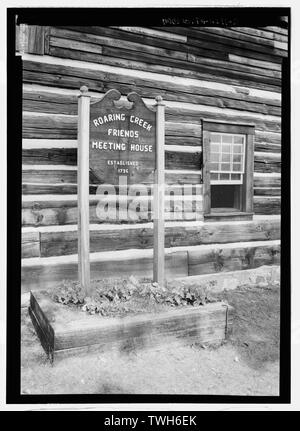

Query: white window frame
[210,132,246,185]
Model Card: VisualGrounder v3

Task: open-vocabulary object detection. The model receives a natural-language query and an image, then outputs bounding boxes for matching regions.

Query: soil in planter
[51,276,219,318]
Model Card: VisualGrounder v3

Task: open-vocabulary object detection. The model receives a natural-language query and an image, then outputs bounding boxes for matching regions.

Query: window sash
[210,133,246,184]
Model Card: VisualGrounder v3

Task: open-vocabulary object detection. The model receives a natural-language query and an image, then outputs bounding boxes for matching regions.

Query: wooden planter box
[29,291,233,363]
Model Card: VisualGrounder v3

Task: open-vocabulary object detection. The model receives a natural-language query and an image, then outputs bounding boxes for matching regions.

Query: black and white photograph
[4,4,293,408]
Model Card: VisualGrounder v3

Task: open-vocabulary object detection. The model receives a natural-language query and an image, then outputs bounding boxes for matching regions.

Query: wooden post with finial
[153,95,165,286]
[77,86,92,297]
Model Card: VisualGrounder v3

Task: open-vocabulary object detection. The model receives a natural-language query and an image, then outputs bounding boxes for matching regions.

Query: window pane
[211,153,220,162]
[210,162,219,171]
[222,144,231,153]
[221,163,231,171]
[220,173,230,180]
[233,163,242,171]
[233,154,242,163]
[211,143,220,153]
[221,153,230,162]
[234,136,244,144]
[222,135,232,144]
[209,132,246,183]
[233,145,243,154]
[211,134,221,143]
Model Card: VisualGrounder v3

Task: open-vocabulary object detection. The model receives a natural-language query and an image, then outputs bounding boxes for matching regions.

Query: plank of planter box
[54,305,230,352]
[29,295,54,361]
[188,241,280,276]
[254,196,281,215]
[22,249,189,291]
[37,218,280,257]
[29,290,232,359]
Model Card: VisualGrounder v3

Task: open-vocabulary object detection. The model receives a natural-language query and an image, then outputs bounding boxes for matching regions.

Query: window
[202,120,255,221]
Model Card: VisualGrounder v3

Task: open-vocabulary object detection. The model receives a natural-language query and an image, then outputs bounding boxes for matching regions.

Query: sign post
[77,87,165,295]
[153,96,165,286]
[77,86,91,297]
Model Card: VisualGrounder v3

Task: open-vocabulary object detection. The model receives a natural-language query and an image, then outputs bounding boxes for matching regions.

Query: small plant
[52,277,217,317]
[52,280,85,305]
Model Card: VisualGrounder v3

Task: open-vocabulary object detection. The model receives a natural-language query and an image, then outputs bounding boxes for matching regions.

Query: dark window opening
[211,185,242,212]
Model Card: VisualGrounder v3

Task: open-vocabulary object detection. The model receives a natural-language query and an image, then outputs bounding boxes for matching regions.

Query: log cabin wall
[19,25,286,291]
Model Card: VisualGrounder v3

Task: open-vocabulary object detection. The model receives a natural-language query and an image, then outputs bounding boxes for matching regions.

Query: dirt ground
[21,283,280,395]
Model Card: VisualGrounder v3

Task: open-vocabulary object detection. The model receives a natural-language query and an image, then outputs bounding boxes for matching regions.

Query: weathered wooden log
[253,197,281,214]
[29,290,232,362]
[22,218,281,258]
[21,249,189,291]
[22,147,202,171]
[22,168,202,187]
[188,241,281,275]
[23,84,281,117]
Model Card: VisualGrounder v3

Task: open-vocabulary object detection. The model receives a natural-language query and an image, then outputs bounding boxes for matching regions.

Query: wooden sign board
[89,89,156,186]
[77,87,165,296]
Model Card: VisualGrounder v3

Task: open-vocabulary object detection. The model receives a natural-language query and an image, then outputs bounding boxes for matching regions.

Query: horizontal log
[21,249,189,291]
[22,195,204,227]
[254,174,281,188]
[188,241,280,276]
[258,26,288,36]
[49,43,281,93]
[254,196,281,214]
[23,109,280,139]
[22,183,79,195]
[22,60,282,118]
[22,147,201,171]
[26,40,282,93]
[231,27,288,43]
[22,231,40,258]
[22,168,202,187]
[254,187,281,196]
[23,81,281,117]
[228,53,282,72]
[255,131,281,146]
[156,27,286,60]
[26,218,281,258]
[64,43,283,93]
[111,26,188,42]
[191,27,288,54]
[50,28,282,81]
[255,142,281,153]
[254,152,281,173]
